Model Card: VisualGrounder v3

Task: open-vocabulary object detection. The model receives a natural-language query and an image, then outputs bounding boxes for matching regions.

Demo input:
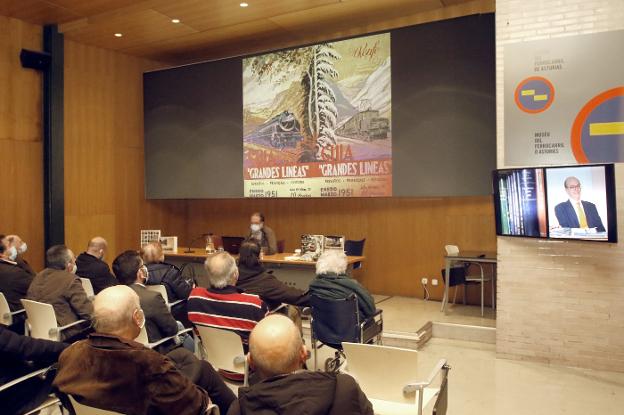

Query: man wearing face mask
[5,234,35,276]
[53,285,235,415]
[0,235,35,327]
[27,245,93,342]
[247,212,278,255]
[76,236,118,294]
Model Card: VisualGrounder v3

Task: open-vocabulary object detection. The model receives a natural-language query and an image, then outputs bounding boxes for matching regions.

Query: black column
[43,25,64,249]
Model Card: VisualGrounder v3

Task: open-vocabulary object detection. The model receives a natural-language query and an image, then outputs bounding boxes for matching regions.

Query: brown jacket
[54,333,208,415]
[27,268,93,339]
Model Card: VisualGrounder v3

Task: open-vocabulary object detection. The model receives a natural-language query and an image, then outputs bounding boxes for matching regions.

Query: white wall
[496,0,624,371]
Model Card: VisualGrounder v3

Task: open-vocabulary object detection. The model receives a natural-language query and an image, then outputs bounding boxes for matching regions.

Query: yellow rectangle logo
[533,94,548,101]
[521,89,535,96]
[589,122,624,136]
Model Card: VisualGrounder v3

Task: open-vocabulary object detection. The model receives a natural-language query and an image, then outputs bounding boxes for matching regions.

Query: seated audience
[227,314,373,415]
[53,285,235,415]
[188,252,268,349]
[140,241,192,323]
[237,240,309,310]
[27,245,93,341]
[4,234,35,275]
[75,236,117,294]
[309,250,376,319]
[247,212,278,255]
[0,235,34,317]
[113,250,191,354]
[0,325,68,415]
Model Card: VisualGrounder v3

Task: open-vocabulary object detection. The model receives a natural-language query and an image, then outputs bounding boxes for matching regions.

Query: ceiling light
[240,2,249,7]
[171,18,180,23]
[114,33,123,38]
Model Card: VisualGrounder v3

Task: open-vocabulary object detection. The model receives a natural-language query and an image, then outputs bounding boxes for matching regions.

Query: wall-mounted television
[493,164,617,242]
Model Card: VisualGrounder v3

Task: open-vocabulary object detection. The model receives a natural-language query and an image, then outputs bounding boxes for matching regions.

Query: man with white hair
[76,236,118,294]
[53,285,235,415]
[4,234,35,275]
[227,314,373,415]
[309,250,376,319]
[187,252,268,349]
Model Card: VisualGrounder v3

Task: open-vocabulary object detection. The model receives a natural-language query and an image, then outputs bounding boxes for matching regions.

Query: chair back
[135,325,150,346]
[195,325,246,374]
[0,292,14,325]
[79,278,95,299]
[276,239,286,253]
[145,284,170,303]
[21,299,58,340]
[310,294,360,346]
[68,395,123,415]
[344,238,366,257]
[343,342,420,404]
[444,245,460,256]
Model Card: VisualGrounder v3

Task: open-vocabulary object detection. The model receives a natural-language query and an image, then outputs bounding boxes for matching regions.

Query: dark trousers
[197,361,236,414]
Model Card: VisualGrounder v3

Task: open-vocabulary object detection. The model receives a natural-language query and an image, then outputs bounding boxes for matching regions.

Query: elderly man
[140,242,191,306]
[247,212,278,255]
[188,252,268,348]
[75,237,117,294]
[53,285,235,415]
[4,234,35,275]
[0,235,34,317]
[309,250,376,319]
[227,315,373,415]
[554,176,606,232]
[27,245,92,341]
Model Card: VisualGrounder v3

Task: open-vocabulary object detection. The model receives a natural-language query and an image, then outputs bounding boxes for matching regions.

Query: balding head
[87,236,108,259]
[203,252,238,288]
[141,242,164,265]
[93,285,144,340]
[249,315,306,379]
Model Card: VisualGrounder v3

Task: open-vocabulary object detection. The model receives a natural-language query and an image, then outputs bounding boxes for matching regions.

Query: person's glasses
[566,185,581,190]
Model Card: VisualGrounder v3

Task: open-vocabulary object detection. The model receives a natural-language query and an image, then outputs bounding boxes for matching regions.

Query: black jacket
[130,283,179,353]
[0,326,68,415]
[227,371,373,415]
[0,258,34,311]
[236,264,309,310]
[146,262,192,303]
[75,252,117,294]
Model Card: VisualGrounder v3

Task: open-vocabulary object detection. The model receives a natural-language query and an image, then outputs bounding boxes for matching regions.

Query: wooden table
[165,250,365,291]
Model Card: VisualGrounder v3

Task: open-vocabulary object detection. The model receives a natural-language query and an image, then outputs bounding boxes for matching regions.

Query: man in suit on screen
[554,176,605,232]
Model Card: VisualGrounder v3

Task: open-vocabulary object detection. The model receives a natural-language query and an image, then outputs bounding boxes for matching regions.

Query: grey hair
[93,286,140,334]
[564,176,580,188]
[204,252,237,289]
[315,250,348,275]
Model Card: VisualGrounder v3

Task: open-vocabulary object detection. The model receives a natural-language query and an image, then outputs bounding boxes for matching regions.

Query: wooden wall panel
[184,196,496,300]
[64,39,187,265]
[0,16,44,270]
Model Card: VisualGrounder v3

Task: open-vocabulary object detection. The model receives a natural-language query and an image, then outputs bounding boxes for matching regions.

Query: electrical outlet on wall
[432,278,438,286]
[421,277,428,285]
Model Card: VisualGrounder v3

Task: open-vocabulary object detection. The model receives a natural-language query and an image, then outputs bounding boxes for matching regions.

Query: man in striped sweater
[188,252,268,351]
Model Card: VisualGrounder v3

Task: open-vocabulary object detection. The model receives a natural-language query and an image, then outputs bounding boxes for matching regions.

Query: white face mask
[137,309,146,329]
[140,266,149,283]
[18,243,27,254]
[7,246,18,261]
[250,224,262,233]
[70,263,77,274]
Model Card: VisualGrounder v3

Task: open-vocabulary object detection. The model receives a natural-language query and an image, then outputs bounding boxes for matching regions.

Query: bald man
[54,285,235,415]
[76,236,117,294]
[227,315,373,415]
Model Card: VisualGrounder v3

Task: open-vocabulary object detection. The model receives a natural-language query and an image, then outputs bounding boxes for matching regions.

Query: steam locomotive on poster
[246,111,304,149]
[335,108,390,141]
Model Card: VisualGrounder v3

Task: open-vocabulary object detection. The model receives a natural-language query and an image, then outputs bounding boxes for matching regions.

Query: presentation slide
[242,33,392,198]
[495,168,547,238]
[545,165,609,241]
